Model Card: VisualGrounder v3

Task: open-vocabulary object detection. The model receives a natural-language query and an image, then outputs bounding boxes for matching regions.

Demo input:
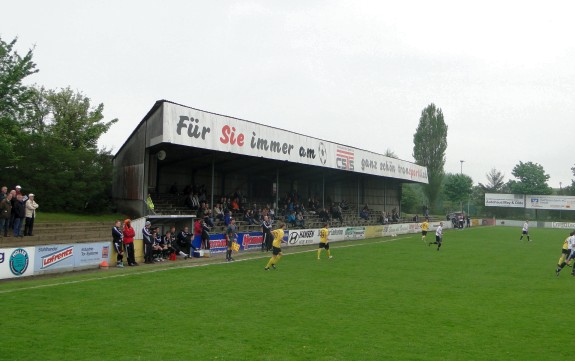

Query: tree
[3,86,118,212]
[412,103,448,211]
[0,37,38,160]
[384,148,399,159]
[478,168,506,192]
[443,173,473,205]
[401,183,425,214]
[507,161,552,195]
[44,87,117,150]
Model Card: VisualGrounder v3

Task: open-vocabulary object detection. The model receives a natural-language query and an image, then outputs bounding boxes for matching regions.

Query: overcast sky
[3,1,574,188]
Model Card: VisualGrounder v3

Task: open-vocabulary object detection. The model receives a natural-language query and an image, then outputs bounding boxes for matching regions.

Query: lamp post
[460,160,465,214]
[560,182,562,219]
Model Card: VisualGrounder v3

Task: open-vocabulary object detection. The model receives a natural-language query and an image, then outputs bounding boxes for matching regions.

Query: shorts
[522,230,528,235]
[562,248,571,256]
[319,242,330,250]
[436,235,442,243]
[272,246,282,256]
[421,231,427,236]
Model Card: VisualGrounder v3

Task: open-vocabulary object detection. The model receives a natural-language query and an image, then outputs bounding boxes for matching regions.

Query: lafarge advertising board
[0,247,36,279]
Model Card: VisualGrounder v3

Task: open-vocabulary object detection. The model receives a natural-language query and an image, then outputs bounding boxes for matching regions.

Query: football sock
[327,250,331,257]
[317,249,321,259]
[275,254,282,265]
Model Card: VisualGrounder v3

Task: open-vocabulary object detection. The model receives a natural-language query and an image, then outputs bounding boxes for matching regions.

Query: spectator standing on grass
[123,219,138,266]
[12,194,25,237]
[143,221,154,264]
[0,193,13,237]
[24,194,39,236]
[112,220,124,268]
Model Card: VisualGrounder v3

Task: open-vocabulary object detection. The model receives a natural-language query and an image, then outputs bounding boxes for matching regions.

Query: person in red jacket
[123,219,138,266]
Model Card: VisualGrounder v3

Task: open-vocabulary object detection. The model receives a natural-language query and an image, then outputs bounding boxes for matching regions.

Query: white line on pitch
[0,236,412,294]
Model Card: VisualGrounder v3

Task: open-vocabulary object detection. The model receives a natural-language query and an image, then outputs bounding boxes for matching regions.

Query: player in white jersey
[428,222,443,251]
[519,220,531,242]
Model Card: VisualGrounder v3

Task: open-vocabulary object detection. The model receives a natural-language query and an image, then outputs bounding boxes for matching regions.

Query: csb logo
[10,248,30,276]
[336,146,354,171]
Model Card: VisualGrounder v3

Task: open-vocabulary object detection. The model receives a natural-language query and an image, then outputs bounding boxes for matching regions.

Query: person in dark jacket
[112,220,124,267]
[0,193,13,237]
[142,221,154,264]
[12,194,25,237]
[261,215,273,252]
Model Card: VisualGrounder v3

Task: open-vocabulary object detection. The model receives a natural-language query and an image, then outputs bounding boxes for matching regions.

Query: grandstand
[112,100,429,225]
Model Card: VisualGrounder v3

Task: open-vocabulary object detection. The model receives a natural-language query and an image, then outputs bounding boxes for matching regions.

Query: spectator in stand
[360,207,369,221]
[340,200,349,211]
[224,210,232,226]
[0,186,7,202]
[220,197,230,212]
[331,203,343,224]
[177,226,192,257]
[204,209,215,228]
[12,194,25,237]
[296,212,305,228]
[213,203,224,222]
[123,219,138,266]
[286,210,296,227]
[24,193,39,236]
[0,193,13,237]
[269,206,275,221]
[146,193,156,215]
[231,197,241,212]
[142,221,154,264]
[112,220,124,268]
[244,209,255,225]
[185,192,200,210]
[319,208,330,223]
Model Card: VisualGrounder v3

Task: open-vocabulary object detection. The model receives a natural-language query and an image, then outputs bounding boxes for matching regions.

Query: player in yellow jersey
[264,223,286,270]
[555,231,575,276]
[421,218,429,243]
[317,223,332,260]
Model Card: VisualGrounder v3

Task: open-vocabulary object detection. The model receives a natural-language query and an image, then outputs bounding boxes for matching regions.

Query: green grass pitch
[1,226,573,360]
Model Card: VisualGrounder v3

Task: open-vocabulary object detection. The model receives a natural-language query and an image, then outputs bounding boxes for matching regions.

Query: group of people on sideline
[112,218,214,267]
[0,185,39,238]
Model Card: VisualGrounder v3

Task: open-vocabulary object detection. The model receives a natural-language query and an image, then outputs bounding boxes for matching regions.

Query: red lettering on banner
[211,240,228,248]
[42,247,74,269]
[220,125,244,146]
